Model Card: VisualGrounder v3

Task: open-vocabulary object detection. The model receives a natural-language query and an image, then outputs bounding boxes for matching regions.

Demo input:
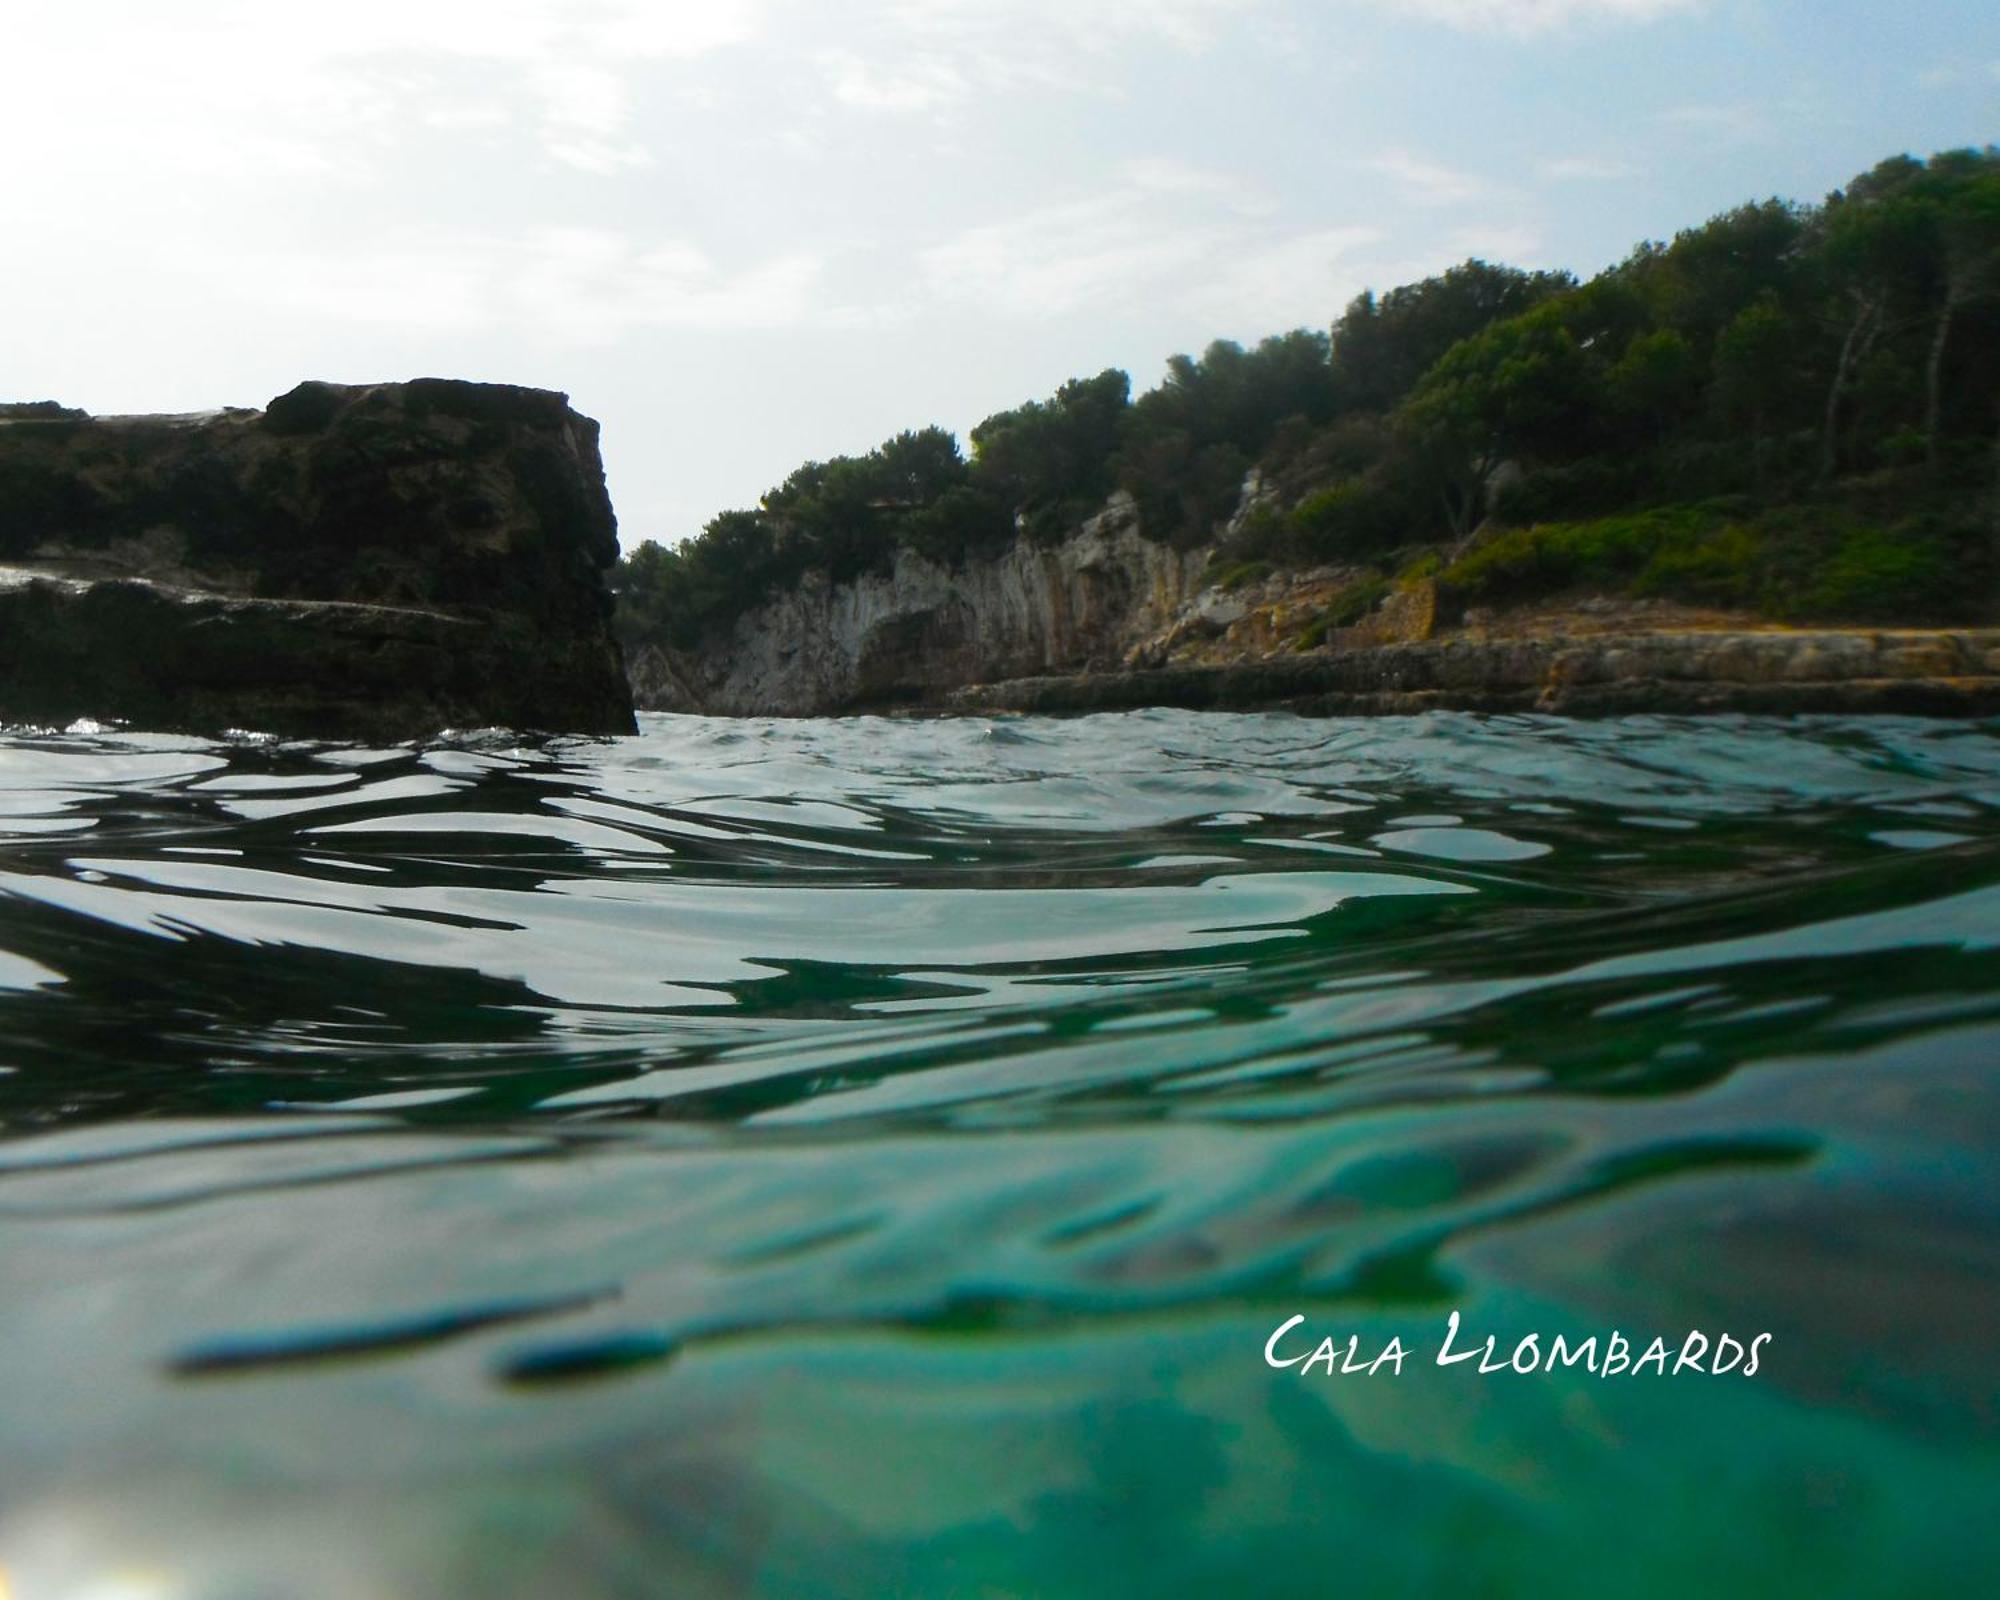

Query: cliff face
[626,467,2000,720]
[627,477,1443,716]
[0,381,635,737]
[631,491,1211,715]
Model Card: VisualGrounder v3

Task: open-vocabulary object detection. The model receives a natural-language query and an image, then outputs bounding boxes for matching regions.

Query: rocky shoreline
[632,484,2000,722]
[0,566,624,740]
[945,629,2000,719]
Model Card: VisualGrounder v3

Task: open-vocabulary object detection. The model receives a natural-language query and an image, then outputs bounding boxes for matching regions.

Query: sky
[3,1,1995,550]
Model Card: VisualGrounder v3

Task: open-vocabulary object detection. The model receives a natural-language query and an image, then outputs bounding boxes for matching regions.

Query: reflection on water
[0,710,1996,1596]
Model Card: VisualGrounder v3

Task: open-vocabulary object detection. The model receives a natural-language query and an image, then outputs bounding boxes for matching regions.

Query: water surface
[1,710,1996,1596]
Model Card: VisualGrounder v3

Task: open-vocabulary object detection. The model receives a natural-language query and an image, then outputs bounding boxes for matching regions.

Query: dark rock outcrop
[0,380,635,737]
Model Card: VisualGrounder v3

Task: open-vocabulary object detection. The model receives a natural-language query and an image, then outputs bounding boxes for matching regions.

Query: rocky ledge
[947,630,2000,719]
[0,381,635,738]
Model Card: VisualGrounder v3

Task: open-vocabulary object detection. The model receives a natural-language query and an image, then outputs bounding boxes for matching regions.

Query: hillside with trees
[616,148,2000,658]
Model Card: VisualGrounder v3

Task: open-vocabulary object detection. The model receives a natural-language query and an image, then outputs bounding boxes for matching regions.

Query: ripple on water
[0,710,1996,1595]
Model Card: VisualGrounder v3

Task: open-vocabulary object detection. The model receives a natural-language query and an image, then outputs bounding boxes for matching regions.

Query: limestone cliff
[630,492,1211,715]
[626,470,1458,716]
[0,381,635,737]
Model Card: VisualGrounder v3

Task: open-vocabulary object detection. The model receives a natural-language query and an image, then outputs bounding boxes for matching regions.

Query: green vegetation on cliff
[618,147,2000,651]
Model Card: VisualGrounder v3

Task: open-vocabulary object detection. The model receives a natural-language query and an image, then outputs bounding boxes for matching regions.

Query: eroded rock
[947,631,2000,718]
[0,381,634,737]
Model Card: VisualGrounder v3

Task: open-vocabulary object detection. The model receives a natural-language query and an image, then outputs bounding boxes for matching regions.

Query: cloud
[921,196,1229,317]
[1181,225,1388,328]
[1918,59,2000,86]
[225,227,827,344]
[1657,102,1765,141]
[822,0,1269,106]
[1363,151,1489,207]
[883,0,1259,54]
[918,169,1381,329]
[820,51,972,113]
[1541,156,1635,181]
[509,231,827,341]
[1365,0,1703,31]
[1447,222,1545,262]
[1121,159,1254,196]
[0,1,761,186]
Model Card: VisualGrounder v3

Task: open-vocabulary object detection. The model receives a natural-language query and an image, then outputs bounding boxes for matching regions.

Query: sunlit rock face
[629,491,1212,715]
[0,381,636,737]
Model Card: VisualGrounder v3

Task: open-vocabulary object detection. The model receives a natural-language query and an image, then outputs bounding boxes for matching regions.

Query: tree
[874,427,967,506]
[970,368,1130,522]
[1398,302,1601,539]
[1331,260,1573,414]
[1808,154,1964,481]
[1608,328,1698,448]
[1713,293,1795,486]
[1910,150,2000,468]
[1623,199,1806,350]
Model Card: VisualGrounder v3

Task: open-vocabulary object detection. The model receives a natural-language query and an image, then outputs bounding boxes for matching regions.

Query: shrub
[1632,523,1762,607]
[1439,506,1713,604]
[1211,559,1273,592]
[1284,478,1408,562]
[1790,523,1961,619]
[1327,573,1391,626]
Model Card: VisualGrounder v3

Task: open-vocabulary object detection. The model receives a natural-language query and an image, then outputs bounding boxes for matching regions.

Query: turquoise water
[0,710,1996,1597]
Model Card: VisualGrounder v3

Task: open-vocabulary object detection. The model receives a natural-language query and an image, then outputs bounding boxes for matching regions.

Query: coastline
[944,628,2000,719]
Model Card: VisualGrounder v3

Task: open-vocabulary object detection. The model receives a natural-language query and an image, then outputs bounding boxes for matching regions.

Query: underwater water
[0,709,1996,1598]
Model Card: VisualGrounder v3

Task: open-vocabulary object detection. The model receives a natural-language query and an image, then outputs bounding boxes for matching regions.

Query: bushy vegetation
[1438,495,1981,623]
[618,146,2000,651]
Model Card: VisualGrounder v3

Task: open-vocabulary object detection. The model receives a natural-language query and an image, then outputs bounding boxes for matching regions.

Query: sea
[0,709,1995,1598]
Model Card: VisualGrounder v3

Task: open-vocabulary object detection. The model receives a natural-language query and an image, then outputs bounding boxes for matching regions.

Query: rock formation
[949,630,2000,718]
[0,381,635,738]
[627,491,1209,715]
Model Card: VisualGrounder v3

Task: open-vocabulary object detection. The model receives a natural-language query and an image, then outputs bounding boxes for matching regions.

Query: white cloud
[1363,151,1489,206]
[1926,59,2000,85]
[829,0,1269,105]
[1369,0,1703,31]
[226,239,500,334]
[918,170,1380,327]
[509,231,826,341]
[421,104,513,133]
[883,0,1259,54]
[1182,225,1388,328]
[1541,155,1635,180]
[220,227,826,344]
[0,1,760,187]
[922,196,1228,317]
[821,51,971,113]
[1658,102,1765,140]
[1448,222,1545,262]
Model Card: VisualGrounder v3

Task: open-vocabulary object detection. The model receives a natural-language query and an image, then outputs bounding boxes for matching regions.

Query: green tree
[1713,293,1795,486]
[1816,158,1934,480]
[875,426,968,506]
[970,368,1130,529]
[1399,303,1600,538]
[1910,150,2000,468]
[1608,328,1699,448]
[1331,259,1574,414]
